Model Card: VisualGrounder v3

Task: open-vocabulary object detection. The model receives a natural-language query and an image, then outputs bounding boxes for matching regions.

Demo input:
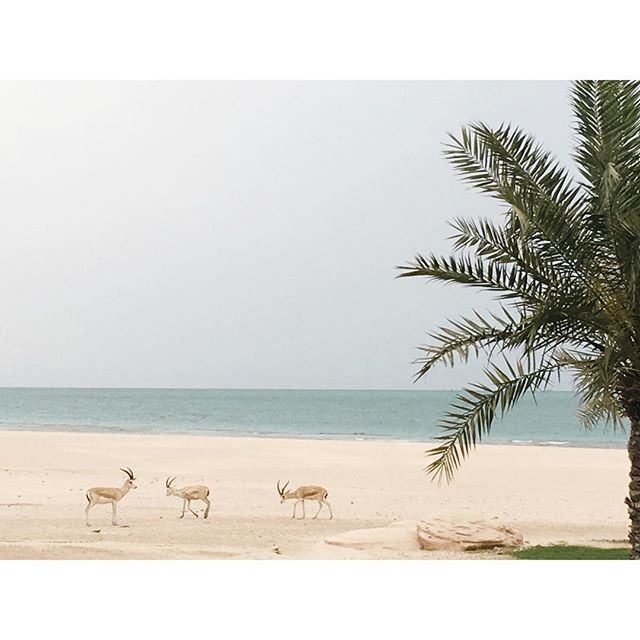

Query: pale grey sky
[0,81,572,389]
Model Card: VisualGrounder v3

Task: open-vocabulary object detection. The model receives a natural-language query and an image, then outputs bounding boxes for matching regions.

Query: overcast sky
[0,81,573,389]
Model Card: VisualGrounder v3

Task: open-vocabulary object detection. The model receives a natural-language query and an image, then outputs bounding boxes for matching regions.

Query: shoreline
[0,424,627,450]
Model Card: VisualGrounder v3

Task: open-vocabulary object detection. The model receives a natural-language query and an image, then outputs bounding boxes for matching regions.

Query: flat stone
[416,518,523,551]
[325,520,420,552]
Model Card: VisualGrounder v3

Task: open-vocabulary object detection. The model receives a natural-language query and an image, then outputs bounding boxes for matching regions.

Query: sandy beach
[0,430,629,559]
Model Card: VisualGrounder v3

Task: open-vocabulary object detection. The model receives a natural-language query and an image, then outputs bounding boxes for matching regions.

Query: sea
[0,387,627,448]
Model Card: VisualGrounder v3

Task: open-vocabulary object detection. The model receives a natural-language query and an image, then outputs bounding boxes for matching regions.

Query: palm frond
[397,253,548,304]
[413,307,524,380]
[572,80,640,211]
[557,346,628,431]
[426,358,563,483]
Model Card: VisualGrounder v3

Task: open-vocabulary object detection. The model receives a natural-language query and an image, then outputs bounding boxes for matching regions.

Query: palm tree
[398,80,640,559]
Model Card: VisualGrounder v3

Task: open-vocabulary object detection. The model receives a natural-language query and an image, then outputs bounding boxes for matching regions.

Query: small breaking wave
[509,439,570,446]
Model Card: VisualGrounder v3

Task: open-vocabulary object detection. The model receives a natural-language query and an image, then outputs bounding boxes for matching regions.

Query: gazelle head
[165,475,177,496]
[277,480,291,503]
[120,467,137,489]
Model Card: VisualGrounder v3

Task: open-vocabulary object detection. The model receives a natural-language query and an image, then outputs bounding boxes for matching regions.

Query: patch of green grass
[510,545,630,560]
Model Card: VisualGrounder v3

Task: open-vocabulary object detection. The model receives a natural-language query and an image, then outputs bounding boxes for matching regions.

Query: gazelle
[165,476,211,519]
[85,467,137,527]
[277,480,333,519]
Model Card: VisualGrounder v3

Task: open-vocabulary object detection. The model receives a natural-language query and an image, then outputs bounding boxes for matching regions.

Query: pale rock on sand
[416,518,524,551]
[325,520,419,552]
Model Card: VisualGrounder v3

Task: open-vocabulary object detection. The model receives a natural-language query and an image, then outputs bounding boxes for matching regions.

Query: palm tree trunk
[627,414,640,559]
[620,378,640,559]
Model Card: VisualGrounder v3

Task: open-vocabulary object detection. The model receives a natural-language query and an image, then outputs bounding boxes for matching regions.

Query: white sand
[0,430,629,559]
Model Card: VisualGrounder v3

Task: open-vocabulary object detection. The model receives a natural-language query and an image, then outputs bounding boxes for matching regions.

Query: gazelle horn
[121,467,134,480]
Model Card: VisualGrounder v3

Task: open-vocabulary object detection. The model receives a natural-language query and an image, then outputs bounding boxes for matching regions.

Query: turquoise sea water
[0,388,627,448]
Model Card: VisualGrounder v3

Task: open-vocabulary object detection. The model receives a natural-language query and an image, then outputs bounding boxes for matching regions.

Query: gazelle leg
[180,498,186,518]
[188,500,199,518]
[203,497,211,519]
[111,501,118,526]
[292,501,297,518]
[85,502,92,526]
[313,500,323,519]
[323,499,333,519]
[302,500,306,519]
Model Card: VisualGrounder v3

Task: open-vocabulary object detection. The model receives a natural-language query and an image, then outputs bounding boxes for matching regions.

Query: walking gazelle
[277,480,333,519]
[85,467,137,527]
[165,476,211,519]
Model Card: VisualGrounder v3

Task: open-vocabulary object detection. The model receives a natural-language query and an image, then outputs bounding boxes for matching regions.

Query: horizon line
[0,385,575,393]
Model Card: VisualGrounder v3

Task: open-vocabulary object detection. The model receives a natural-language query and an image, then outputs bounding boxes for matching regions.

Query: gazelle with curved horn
[165,476,211,519]
[85,467,137,527]
[277,480,333,519]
